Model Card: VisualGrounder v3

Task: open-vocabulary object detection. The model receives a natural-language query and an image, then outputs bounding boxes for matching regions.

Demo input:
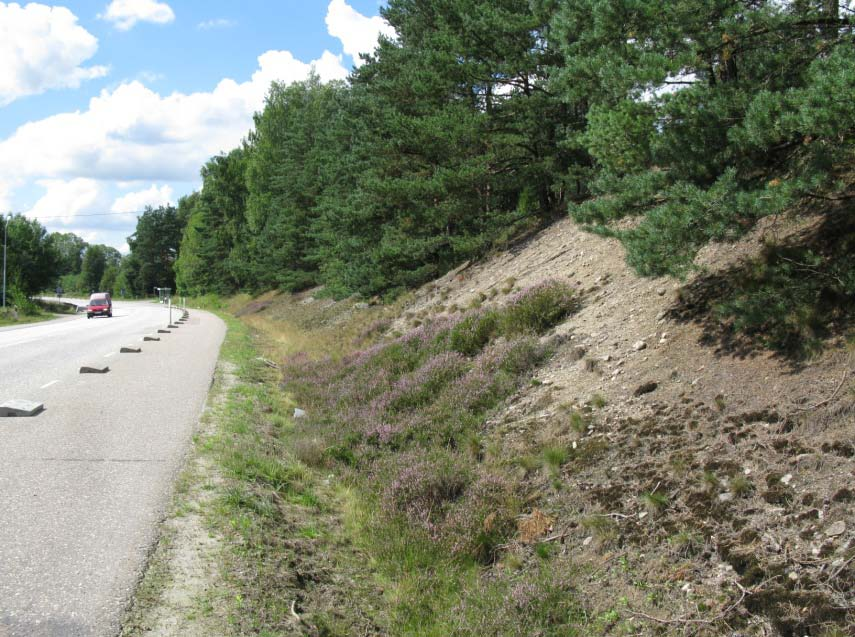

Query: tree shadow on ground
[665,210,855,369]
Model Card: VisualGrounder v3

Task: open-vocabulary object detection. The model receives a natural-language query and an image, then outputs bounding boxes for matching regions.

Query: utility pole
[2,214,9,310]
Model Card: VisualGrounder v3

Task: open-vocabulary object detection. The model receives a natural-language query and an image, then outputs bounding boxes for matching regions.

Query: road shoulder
[120,358,238,637]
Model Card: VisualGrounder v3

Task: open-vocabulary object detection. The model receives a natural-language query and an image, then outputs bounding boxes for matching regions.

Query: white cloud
[111,184,173,212]
[0,2,108,106]
[0,178,14,212]
[325,0,396,66]
[2,0,396,248]
[101,0,175,31]
[26,178,110,226]
[197,18,235,30]
[0,49,348,186]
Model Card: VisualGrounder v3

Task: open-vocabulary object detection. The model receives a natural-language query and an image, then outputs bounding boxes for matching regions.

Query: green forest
[5,0,854,312]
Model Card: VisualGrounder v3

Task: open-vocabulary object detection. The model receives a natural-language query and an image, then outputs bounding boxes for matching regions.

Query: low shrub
[444,473,520,563]
[448,567,584,636]
[10,287,41,316]
[386,352,470,412]
[447,310,500,356]
[502,280,577,334]
[381,452,472,535]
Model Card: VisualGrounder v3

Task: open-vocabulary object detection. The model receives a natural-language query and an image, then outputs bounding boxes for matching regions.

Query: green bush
[10,287,41,316]
[502,280,577,334]
[448,310,500,356]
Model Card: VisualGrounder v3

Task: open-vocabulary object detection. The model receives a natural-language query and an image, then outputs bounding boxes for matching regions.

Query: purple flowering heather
[382,454,471,534]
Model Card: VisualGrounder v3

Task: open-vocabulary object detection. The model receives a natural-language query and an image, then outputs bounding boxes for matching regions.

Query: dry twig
[629,578,770,627]
[792,369,851,412]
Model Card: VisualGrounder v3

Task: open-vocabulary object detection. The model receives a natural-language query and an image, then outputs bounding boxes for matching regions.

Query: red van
[87,293,112,319]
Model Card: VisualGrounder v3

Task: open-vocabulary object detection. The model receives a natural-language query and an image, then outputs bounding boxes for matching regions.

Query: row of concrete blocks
[0,311,191,417]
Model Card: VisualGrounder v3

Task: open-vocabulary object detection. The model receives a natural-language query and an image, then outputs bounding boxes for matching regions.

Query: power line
[5,210,150,220]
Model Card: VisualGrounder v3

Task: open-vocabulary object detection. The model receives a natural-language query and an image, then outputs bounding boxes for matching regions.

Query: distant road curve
[0,299,226,637]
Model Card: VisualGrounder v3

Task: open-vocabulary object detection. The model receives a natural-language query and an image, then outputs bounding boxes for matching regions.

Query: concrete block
[120,346,142,353]
[80,366,110,374]
[0,400,45,417]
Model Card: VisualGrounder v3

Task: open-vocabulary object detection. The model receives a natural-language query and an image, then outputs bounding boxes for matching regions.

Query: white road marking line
[41,380,60,389]
[104,352,117,358]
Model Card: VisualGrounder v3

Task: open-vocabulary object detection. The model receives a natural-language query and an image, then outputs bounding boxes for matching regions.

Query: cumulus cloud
[111,184,174,212]
[0,179,13,212]
[325,0,396,66]
[4,0,392,248]
[0,49,348,186]
[26,178,110,226]
[0,2,109,106]
[101,0,175,31]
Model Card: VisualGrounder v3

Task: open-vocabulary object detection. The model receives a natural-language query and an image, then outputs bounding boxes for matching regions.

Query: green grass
[170,287,599,636]
[640,491,669,514]
[0,307,61,327]
[542,446,569,477]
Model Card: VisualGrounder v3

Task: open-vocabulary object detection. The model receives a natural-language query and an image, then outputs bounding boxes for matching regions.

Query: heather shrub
[386,352,470,412]
[447,567,584,636]
[444,473,520,564]
[381,452,472,535]
[502,280,577,334]
[497,336,550,375]
[447,310,501,356]
[354,317,392,344]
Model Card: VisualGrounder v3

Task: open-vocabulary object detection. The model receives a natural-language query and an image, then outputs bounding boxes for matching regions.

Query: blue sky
[0,0,392,250]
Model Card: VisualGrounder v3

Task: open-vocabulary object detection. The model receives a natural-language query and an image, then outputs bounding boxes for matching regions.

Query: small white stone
[583,536,593,546]
[633,340,647,351]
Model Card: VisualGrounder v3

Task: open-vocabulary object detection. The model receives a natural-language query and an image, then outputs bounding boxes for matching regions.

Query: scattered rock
[582,536,593,546]
[719,492,734,503]
[569,346,587,361]
[632,340,647,352]
[633,381,658,397]
[294,408,307,419]
[825,521,846,537]
[780,473,793,485]
[657,287,667,296]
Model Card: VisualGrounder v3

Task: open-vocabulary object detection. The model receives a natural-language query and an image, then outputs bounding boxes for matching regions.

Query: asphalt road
[0,300,226,637]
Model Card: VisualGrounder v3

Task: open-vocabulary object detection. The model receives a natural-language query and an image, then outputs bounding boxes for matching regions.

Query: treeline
[10,1,851,306]
[173,0,854,300]
[2,205,184,301]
